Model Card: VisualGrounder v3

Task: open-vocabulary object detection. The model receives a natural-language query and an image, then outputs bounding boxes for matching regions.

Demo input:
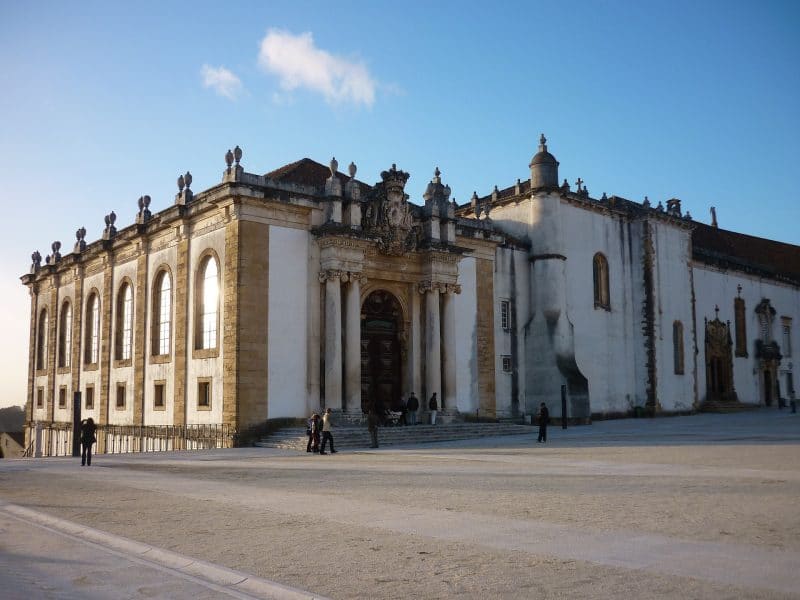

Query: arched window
[115,282,133,361]
[58,301,72,368]
[196,255,219,350]
[152,269,172,356]
[85,293,100,364]
[36,308,48,370]
[673,321,684,375]
[593,253,610,310]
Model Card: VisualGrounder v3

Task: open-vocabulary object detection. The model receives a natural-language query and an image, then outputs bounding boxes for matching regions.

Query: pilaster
[441,284,460,411]
[422,281,442,405]
[46,284,58,423]
[475,259,496,415]
[99,259,113,426]
[133,251,148,424]
[321,270,343,410]
[71,266,84,417]
[344,273,363,413]
[173,237,189,428]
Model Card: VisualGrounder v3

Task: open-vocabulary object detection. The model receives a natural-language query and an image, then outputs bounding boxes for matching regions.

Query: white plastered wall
[693,265,800,405]
[107,257,138,425]
[186,228,225,425]
[454,256,478,414]
[144,244,178,426]
[268,226,309,418]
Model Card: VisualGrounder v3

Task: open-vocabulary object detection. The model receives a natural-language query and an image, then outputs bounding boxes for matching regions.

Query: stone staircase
[256,422,534,451]
[699,399,760,413]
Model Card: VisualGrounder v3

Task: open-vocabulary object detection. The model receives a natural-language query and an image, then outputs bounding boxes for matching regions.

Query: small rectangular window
[85,385,94,410]
[116,383,126,409]
[36,387,44,408]
[500,300,510,331]
[502,356,512,373]
[198,379,211,409]
[154,381,166,409]
[782,319,792,358]
[58,386,67,408]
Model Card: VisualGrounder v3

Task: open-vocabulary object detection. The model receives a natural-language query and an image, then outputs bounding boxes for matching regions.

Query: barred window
[502,356,512,373]
[500,300,510,331]
[58,301,71,368]
[152,270,172,356]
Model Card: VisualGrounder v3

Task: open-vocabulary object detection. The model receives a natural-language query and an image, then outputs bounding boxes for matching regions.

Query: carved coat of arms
[362,164,417,256]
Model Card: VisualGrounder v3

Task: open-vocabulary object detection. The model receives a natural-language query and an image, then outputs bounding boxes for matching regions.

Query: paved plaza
[1,410,799,599]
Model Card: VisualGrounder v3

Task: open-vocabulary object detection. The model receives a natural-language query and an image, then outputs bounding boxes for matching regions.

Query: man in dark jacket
[406,392,419,425]
[428,392,438,425]
[537,402,549,443]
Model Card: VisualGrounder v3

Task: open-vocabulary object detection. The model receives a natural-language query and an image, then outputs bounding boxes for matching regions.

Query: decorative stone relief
[362,164,417,256]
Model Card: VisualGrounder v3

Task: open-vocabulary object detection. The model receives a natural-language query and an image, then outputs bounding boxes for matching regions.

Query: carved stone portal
[361,289,404,414]
[704,316,738,404]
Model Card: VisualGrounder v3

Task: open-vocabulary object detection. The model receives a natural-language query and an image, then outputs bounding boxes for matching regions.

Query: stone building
[21,138,800,448]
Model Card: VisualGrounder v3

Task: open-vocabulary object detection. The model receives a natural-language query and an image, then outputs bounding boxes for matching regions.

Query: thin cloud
[258,29,376,107]
[201,65,243,100]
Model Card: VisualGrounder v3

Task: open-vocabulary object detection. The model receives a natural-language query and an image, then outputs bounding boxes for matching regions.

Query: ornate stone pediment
[362,164,418,256]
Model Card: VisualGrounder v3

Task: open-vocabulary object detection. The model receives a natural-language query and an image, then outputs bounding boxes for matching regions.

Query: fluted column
[344,273,363,413]
[321,270,343,410]
[422,282,442,407]
[441,284,460,410]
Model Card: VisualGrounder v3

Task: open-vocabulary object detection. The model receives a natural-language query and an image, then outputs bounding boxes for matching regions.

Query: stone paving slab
[1,409,798,599]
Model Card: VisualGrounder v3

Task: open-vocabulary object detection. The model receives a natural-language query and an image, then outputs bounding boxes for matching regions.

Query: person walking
[537,402,549,443]
[320,408,337,454]
[80,417,97,466]
[306,414,314,452]
[367,405,380,448]
[310,413,322,453]
[428,392,438,425]
[406,392,419,425]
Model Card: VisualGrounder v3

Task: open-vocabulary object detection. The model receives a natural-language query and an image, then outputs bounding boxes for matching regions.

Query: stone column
[322,270,343,410]
[441,284,460,410]
[344,273,363,414]
[422,282,442,407]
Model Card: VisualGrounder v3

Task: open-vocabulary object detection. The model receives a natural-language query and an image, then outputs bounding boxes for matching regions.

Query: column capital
[346,271,367,286]
[319,269,345,283]
[443,283,462,295]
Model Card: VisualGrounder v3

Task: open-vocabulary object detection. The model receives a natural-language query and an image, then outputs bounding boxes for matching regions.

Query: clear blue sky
[1,1,798,409]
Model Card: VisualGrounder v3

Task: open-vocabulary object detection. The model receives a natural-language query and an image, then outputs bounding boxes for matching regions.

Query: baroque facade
[21,138,800,446]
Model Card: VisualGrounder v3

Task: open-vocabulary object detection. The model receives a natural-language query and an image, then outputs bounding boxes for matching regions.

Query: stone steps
[699,399,759,413]
[256,422,534,451]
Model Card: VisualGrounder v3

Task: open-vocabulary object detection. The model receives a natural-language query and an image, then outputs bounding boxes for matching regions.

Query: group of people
[306,408,338,454]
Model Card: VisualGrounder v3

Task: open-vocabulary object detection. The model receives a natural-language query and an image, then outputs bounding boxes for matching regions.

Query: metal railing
[24,423,235,458]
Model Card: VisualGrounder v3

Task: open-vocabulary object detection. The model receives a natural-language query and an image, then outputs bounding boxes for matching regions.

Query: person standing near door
[537,402,549,443]
[428,392,438,425]
[407,392,419,425]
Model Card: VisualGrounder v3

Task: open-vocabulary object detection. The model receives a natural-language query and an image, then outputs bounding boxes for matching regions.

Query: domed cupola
[529,134,559,189]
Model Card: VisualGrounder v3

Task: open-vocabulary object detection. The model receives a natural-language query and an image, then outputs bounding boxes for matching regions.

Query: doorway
[360,290,403,414]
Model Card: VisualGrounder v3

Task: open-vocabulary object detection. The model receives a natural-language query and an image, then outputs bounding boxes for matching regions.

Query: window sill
[56,366,71,375]
[114,359,132,368]
[197,404,212,411]
[83,363,99,372]
[150,354,172,364]
[192,348,220,360]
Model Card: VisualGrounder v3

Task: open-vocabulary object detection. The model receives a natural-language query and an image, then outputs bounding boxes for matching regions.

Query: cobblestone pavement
[1,409,798,599]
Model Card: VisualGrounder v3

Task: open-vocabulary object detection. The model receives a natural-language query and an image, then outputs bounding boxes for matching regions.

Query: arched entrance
[361,290,403,414]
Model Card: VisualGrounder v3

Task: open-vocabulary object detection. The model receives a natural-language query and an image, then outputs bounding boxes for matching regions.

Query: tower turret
[529,134,559,190]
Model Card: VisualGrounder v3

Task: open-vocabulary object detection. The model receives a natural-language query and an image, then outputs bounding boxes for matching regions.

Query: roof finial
[539,133,547,150]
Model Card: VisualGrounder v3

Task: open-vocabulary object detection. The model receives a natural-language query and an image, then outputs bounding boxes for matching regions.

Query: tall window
[115,282,133,361]
[197,256,219,350]
[734,297,747,357]
[198,379,212,409]
[152,270,172,356]
[85,293,100,364]
[58,301,72,368]
[782,318,792,358]
[85,385,94,410]
[36,308,48,370]
[673,321,685,375]
[593,253,610,310]
[500,300,510,331]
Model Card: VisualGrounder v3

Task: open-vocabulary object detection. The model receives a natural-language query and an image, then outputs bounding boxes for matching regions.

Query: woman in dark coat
[80,417,97,466]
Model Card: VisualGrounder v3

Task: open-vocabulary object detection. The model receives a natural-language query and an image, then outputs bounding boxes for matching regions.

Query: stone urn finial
[348,161,357,179]
[109,211,116,225]
[329,157,338,177]
[143,195,151,208]
[177,174,185,192]
[225,149,234,168]
[233,145,242,165]
[138,195,144,210]
[184,171,192,189]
